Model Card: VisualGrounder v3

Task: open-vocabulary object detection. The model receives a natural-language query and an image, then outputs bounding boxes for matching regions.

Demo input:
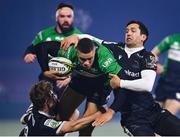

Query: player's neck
[56,26,62,34]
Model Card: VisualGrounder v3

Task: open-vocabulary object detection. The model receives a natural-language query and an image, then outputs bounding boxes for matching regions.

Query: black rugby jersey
[103,43,157,114]
[20,109,65,136]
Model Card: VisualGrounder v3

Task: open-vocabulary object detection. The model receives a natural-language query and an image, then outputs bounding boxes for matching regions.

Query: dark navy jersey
[103,43,157,114]
[21,109,65,136]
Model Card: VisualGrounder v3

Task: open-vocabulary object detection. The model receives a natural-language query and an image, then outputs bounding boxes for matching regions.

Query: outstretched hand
[92,109,115,127]
[156,63,164,75]
[24,53,36,63]
[60,34,79,50]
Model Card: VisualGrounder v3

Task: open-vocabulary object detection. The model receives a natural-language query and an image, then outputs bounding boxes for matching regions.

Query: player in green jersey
[32,38,122,136]
[23,2,81,90]
[152,34,180,116]
[24,2,81,64]
[22,2,82,124]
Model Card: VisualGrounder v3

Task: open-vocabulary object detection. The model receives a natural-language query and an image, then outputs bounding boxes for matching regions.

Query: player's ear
[141,34,147,42]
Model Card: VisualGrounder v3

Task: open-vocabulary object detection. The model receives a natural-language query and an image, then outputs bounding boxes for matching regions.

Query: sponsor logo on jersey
[55,36,64,41]
[102,58,113,68]
[44,119,62,129]
[118,55,122,60]
[136,53,143,58]
[124,69,139,77]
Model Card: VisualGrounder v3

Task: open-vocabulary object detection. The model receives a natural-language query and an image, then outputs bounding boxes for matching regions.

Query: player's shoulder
[170,33,180,38]
[140,49,157,66]
[73,27,82,34]
[38,26,56,35]
[170,33,180,41]
[140,48,155,57]
[35,40,60,47]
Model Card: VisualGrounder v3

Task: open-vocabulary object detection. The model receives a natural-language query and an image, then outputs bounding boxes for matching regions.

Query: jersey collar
[125,45,144,58]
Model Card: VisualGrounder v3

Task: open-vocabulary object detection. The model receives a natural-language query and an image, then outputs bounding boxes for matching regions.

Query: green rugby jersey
[32,27,82,46]
[57,41,122,83]
[156,34,180,76]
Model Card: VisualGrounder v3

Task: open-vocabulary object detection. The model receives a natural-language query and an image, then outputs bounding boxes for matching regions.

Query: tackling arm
[59,112,101,134]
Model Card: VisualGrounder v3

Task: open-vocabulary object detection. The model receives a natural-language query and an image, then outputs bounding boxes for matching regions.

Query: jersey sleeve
[98,44,122,74]
[57,45,77,61]
[156,36,172,53]
[32,31,43,46]
[141,52,157,71]
[43,119,66,135]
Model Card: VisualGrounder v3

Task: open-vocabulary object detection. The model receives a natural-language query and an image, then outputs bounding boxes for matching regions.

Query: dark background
[0,0,179,119]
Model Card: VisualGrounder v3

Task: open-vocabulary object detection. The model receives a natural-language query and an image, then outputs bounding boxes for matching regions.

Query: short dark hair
[126,20,149,42]
[76,38,95,53]
[29,81,53,109]
[56,2,74,11]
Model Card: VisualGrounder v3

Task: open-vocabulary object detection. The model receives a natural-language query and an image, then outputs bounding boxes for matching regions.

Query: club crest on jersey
[44,119,61,129]
[146,55,157,69]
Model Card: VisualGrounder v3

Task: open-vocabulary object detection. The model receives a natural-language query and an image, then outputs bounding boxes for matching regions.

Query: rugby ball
[48,57,73,76]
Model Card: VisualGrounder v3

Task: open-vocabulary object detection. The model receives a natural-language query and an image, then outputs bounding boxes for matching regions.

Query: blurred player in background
[23,2,82,94]
[152,34,180,116]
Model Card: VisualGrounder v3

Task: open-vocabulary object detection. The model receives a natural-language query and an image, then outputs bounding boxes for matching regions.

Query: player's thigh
[155,110,180,136]
[57,86,85,120]
[164,99,180,115]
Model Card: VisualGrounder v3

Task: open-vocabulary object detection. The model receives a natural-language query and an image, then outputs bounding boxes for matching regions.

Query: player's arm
[92,108,115,127]
[23,44,37,63]
[43,71,68,79]
[43,71,71,88]
[61,34,104,50]
[110,54,157,92]
[152,36,172,75]
[92,85,129,127]
[151,36,171,57]
[58,112,101,134]
[20,104,34,124]
[110,70,156,92]
[99,45,122,75]
[23,32,43,63]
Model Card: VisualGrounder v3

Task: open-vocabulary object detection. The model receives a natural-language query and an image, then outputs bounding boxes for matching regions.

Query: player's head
[56,2,74,33]
[76,38,96,69]
[29,81,57,111]
[125,20,149,47]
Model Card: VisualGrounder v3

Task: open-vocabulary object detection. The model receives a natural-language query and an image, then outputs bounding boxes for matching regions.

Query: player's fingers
[109,73,115,78]
[64,41,69,50]
[92,118,103,126]
[27,57,33,63]
[60,40,65,47]
[30,56,35,62]
[56,80,63,87]
[74,40,78,48]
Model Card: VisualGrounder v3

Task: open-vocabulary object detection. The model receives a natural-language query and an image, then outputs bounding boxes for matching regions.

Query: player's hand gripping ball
[48,57,73,76]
